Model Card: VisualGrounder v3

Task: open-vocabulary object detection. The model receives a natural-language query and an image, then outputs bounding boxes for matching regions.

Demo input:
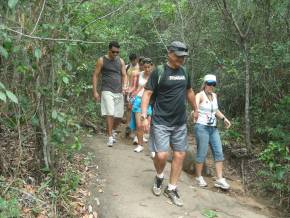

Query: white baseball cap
[204,74,217,83]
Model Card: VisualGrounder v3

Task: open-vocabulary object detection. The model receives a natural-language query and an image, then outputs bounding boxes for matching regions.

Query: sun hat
[204,74,217,83]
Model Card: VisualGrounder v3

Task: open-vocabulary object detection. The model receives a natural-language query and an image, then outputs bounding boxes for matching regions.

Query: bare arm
[120,58,128,91]
[187,88,199,122]
[187,88,198,111]
[215,94,231,128]
[92,57,103,101]
[141,89,153,132]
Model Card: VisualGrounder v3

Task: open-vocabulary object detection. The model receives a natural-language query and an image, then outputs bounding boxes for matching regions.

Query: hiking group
[92,41,232,207]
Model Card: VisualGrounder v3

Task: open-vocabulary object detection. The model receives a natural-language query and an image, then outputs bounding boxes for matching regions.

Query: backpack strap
[157,64,188,85]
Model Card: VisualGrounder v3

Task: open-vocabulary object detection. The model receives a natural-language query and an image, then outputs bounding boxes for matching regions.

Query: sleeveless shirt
[101,56,122,93]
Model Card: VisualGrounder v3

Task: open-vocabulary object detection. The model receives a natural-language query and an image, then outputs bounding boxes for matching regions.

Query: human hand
[224,118,231,129]
[93,92,100,101]
[191,110,199,123]
[142,119,150,133]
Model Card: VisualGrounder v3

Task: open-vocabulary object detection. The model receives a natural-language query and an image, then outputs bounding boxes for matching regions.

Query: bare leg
[135,113,143,146]
[170,151,186,185]
[154,152,168,174]
[113,117,121,130]
[215,161,223,179]
[106,116,114,136]
[195,162,204,177]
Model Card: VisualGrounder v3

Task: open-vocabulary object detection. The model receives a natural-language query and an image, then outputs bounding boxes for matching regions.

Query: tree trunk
[243,42,251,149]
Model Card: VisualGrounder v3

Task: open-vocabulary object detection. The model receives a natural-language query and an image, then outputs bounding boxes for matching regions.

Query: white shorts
[101,91,124,118]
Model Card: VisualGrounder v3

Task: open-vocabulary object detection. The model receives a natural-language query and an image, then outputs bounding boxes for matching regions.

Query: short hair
[142,57,153,64]
[138,56,145,64]
[109,41,120,49]
[129,53,137,61]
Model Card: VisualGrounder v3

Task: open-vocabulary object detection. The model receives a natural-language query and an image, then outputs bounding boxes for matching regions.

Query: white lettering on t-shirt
[169,75,185,80]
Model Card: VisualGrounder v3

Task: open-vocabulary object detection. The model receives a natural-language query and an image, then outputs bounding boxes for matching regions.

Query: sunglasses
[111,50,119,54]
[170,46,188,52]
[206,81,216,87]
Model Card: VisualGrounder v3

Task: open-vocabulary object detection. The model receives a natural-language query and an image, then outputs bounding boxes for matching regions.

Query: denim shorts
[149,124,188,152]
[194,123,224,163]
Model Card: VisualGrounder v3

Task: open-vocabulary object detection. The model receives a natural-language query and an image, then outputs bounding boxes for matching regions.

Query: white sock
[156,173,164,179]
[168,183,177,190]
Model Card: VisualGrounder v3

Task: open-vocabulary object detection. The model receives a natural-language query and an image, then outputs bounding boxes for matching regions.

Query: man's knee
[173,151,186,160]
[156,152,168,162]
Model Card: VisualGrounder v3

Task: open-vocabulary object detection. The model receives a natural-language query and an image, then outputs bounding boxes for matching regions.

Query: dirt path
[83,133,271,218]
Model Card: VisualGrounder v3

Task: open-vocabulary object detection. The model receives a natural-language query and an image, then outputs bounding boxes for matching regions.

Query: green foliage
[0,82,18,104]
[58,170,80,197]
[201,208,218,218]
[0,197,20,218]
[8,0,18,9]
[258,142,290,202]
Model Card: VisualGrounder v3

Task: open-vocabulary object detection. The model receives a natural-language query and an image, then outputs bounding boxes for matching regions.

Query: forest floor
[81,125,278,218]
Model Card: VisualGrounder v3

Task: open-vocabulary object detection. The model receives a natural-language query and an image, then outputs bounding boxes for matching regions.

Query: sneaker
[112,130,118,138]
[214,178,230,190]
[152,176,164,196]
[134,145,144,153]
[133,136,138,145]
[195,176,207,187]
[143,136,148,143]
[107,136,114,147]
[164,187,183,207]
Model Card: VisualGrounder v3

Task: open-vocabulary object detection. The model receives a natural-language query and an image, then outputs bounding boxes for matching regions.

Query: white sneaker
[195,176,207,187]
[143,136,148,143]
[133,136,138,145]
[112,130,118,138]
[107,136,114,147]
[134,145,144,153]
[214,178,230,190]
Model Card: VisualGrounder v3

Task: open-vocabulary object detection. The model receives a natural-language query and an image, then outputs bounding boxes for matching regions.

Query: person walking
[141,41,198,207]
[194,74,231,189]
[130,58,154,153]
[92,41,127,146]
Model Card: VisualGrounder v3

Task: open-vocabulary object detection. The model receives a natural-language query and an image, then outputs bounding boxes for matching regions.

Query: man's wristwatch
[140,114,147,121]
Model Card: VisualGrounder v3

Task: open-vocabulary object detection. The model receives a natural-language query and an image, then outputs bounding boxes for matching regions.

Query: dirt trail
[83,133,272,218]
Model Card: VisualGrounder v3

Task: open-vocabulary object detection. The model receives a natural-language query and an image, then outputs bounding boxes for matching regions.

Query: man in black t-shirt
[141,41,198,207]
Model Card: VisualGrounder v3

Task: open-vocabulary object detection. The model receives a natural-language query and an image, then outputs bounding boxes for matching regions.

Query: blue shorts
[149,124,188,152]
[131,96,152,115]
[194,123,224,163]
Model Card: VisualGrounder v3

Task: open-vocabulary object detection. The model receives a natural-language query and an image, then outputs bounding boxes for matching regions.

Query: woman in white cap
[193,74,231,189]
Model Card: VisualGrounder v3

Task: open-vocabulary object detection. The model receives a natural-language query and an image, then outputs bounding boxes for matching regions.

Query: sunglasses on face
[206,81,216,87]
[111,50,119,54]
[170,46,188,52]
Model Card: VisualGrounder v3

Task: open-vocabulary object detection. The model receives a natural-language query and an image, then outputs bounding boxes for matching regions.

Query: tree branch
[150,15,168,51]
[30,0,46,35]
[3,26,105,44]
[80,0,134,31]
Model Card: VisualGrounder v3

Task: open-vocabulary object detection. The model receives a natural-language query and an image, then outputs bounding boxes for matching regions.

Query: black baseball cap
[168,41,189,56]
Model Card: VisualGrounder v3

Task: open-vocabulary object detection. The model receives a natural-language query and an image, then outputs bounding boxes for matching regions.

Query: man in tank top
[92,41,127,146]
